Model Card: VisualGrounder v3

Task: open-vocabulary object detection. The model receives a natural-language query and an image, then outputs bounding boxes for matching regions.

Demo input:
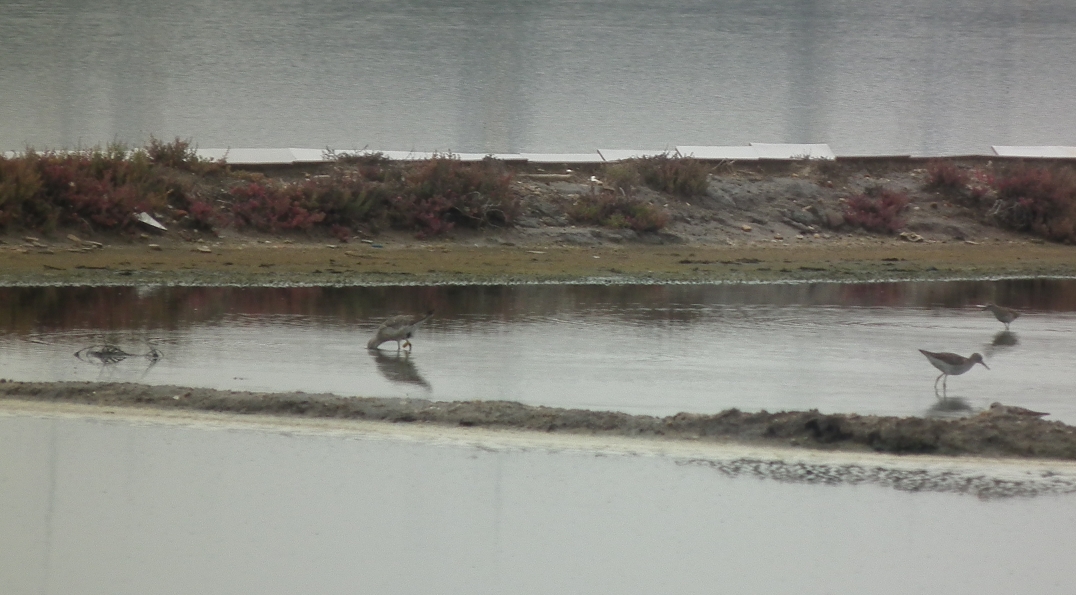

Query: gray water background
[4,412,1076,595]
[3,0,1075,156]
[2,279,1073,421]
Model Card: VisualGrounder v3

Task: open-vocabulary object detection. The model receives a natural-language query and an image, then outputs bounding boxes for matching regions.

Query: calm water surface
[2,279,1074,421]
[2,0,1075,155]
[3,412,1076,595]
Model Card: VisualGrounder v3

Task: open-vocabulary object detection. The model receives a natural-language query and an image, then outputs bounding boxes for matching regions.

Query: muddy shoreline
[4,381,1076,461]
[3,236,1076,287]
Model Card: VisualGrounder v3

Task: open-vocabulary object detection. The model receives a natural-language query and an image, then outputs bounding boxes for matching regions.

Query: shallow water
[2,280,1075,421]
[3,0,1075,155]
[2,411,1076,595]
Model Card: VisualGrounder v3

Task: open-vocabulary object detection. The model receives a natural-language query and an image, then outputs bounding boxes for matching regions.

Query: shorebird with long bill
[983,303,1019,330]
[919,349,988,393]
[367,310,434,352]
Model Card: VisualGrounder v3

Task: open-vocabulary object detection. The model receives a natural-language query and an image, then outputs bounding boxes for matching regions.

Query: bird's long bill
[979,361,990,370]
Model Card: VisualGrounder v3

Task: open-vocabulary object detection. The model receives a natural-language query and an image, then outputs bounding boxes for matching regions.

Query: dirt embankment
[2,156,1076,286]
[4,381,1076,461]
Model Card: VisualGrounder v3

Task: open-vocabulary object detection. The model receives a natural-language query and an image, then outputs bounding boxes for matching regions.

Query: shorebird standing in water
[919,349,988,394]
[983,303,1019,330]
[367,310,434,352]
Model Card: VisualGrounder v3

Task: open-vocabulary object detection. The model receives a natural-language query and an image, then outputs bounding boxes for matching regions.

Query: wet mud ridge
[4,380,1076,461]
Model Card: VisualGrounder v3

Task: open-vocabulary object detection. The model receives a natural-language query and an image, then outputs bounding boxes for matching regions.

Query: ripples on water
[2,0,1075,154]
[2,279,1076,422]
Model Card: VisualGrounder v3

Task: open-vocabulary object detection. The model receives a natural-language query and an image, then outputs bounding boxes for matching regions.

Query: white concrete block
[519,153,605,164]
[675,146,759,160]
[288,148,329,163]
[597,149,670,162]
[195,148,297,164]
[992,146,1076,158]
[749,143,836,160]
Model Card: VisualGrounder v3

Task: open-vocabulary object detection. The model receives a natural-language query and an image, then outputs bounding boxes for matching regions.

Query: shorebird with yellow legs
[918,349,988,394]
[367,310,435,352]
[983,303,1019,330]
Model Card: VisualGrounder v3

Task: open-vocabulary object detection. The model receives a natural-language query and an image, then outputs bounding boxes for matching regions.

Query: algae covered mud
[3,235,1076,287]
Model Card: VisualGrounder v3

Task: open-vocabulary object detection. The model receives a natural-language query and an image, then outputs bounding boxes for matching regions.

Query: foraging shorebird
[983,303,1019,330]
[366,310,434,352]
[918,349,988,393]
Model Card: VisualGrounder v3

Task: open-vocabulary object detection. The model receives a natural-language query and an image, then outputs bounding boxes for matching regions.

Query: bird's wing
[379,314,418,330]
[930,352,967,365]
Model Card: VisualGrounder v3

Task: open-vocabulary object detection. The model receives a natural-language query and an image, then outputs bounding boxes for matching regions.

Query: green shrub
[567,194,668,232]
[0,154,44,227]
[389,156,519,236]
[634,154,711,196]
[600,163,642,193]
[145,136,215,173]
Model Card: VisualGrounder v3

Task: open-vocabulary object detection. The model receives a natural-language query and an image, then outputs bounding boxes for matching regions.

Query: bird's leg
[395,340,402,351]
[403,340,412,352]
[934,373,943,391]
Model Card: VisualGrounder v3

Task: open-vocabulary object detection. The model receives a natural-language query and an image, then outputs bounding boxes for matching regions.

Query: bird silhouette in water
[983,303,1019,330]
[918,349,988,394]
[367,310,434,352]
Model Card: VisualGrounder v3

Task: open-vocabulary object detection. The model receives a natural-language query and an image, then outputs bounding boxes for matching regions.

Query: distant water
[2,0,1075,156]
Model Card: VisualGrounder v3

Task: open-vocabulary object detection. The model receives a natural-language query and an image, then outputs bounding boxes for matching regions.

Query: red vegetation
[925,160,969,192]
[990,166,1076,243]
[842,187,910,234]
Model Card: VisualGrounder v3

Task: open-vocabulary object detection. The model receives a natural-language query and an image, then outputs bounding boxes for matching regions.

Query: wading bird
[918,349,988,394]
[983,303,1019,330]
[367,310,434,352]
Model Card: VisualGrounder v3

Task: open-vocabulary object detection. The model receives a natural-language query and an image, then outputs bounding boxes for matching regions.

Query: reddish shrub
[388,157,519,236]
[29,150,165,232]
[187,200,218,230]
[967,168,997,203]
[843,187,910,234]
[924,160,969,192]
[990,166,1076,242]
[229,181,325,232]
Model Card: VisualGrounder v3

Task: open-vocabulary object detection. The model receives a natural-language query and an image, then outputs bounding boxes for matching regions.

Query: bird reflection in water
[371,350,431,390]
[991,330,1018,347]
[74,343,163,379]
[926,395,973,419]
